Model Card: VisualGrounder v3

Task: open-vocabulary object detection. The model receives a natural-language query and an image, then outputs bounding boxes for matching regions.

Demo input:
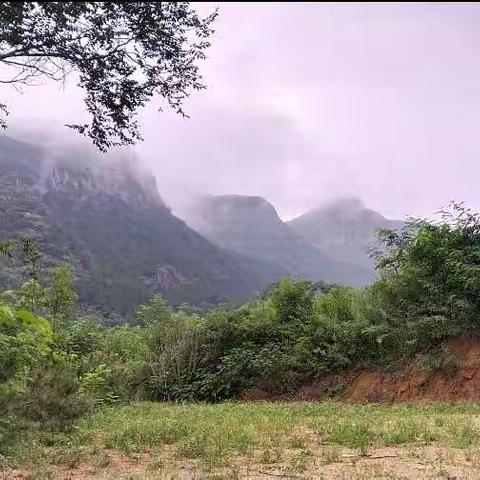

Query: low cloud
[3,3,480,221]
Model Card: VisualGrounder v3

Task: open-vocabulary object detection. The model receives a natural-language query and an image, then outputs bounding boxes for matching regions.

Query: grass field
[5,401,480,479]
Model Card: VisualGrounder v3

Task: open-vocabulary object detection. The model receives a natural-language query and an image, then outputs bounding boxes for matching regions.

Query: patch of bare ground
[5,400,480,480]
[4,444,480,480]
[342,337,480,404]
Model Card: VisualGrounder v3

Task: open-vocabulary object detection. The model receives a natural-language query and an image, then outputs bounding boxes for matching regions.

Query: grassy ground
[4,401,480,479]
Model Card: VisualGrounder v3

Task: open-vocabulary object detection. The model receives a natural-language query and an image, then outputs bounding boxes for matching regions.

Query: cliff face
[44,160,166,209]
[0,136,271,318]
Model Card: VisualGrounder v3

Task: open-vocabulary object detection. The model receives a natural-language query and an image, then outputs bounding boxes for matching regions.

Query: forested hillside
[3,201,480,461]
[1,136,403,317]
[0,135,277,317]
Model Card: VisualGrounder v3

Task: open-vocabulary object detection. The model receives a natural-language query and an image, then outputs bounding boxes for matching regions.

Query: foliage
[46,264,78,329]
[419,344,459,377]
[144,309,206,400]
[269,277,313,324]
[138,279,386,400]
[0,302,51,393]
[371,201,480,350]
[136,203,480,400]
[23,356,92,430]
[0,2,217,151]
[3,202,480,451]
[0,238,14,259]
[18,236,41,281]
[0,300,52,451]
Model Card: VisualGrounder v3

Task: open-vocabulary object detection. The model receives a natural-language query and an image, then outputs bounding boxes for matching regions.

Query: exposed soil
[4,445,480,479]
[344,336,480,403]
[240,336,480,403]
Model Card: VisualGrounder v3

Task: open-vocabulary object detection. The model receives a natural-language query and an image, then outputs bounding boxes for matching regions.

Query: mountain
[0,135,403,317]
[0,136,277,318]
[179,195,373,285]
[288,197,403,277]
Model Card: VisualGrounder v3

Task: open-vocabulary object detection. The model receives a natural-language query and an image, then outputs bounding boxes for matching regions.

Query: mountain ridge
[1,135,404,317]
[0,136,279,317]
[179,194,376,285]
[288,196,404,275]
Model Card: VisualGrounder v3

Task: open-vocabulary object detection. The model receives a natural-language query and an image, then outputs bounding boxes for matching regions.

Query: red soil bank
[239,336,480,403]
[344,337,480,403]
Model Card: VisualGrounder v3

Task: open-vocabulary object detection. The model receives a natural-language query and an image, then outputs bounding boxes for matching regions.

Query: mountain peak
[0,135,167,209]
[182,194,284,236]
[323,196,365,212]
[288,198,403,271]
[201,194,280,218]
[0,135,273,315]
[178,193,373,286]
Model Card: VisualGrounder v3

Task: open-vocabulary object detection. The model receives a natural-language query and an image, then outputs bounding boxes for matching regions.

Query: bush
[372,202,480,344]
[23,356,92,430]
[419,344,459,377]
[143,306,207,401]
[0,303,52,393]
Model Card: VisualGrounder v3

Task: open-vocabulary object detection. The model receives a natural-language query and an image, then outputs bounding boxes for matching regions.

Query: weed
[10,401,480,478]
[288,434,306,449]
[420,345,459,377]
[321,445,341,464]
[290,448,313,472]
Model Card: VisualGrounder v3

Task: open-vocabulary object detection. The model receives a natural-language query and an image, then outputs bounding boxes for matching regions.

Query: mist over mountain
[288,197,404,275]
[0,135,277,318]
[179,194,378,285]
[1,133,404,317]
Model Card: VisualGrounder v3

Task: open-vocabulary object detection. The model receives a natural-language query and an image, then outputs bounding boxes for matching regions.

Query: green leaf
[0,303,15,325]
[15,310,52,339]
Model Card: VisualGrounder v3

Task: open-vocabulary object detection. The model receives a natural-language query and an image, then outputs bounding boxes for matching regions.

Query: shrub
[23,356,92,430]
[419,344,459,377]
[143,309,207,400]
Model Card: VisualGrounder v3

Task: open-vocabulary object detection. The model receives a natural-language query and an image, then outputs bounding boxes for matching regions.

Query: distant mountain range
[180,195,401,287]
[0,135,402,317]
[288,197,404,275]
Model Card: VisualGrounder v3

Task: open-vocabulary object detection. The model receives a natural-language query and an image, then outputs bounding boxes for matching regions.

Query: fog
[3,3,480,220]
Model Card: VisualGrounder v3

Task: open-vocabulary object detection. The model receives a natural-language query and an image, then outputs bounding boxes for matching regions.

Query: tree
[371,201,480,340]
[0,2,217,151]
[46,264,77,329]
[136,294,171,328]
[0,239,14,260]
[268,277,313,324]
[18,236,41,281]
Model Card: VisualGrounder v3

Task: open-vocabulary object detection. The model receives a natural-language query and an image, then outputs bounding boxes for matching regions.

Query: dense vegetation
[2,202,480,458]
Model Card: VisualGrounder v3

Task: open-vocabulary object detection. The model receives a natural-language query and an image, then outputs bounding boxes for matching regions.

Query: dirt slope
[240,336,480,403]
[343,337,480,403]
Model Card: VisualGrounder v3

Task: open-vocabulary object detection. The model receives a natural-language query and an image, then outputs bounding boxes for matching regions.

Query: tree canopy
[0,2,217,151]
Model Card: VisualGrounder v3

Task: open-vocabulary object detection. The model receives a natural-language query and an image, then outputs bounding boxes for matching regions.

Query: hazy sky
[3,2,480,220]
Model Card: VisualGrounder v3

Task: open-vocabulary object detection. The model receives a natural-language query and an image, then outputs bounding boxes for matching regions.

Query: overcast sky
[3,2,480,220]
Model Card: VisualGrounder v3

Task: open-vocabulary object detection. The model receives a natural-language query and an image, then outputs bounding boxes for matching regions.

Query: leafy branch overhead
[0,2,217,151]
